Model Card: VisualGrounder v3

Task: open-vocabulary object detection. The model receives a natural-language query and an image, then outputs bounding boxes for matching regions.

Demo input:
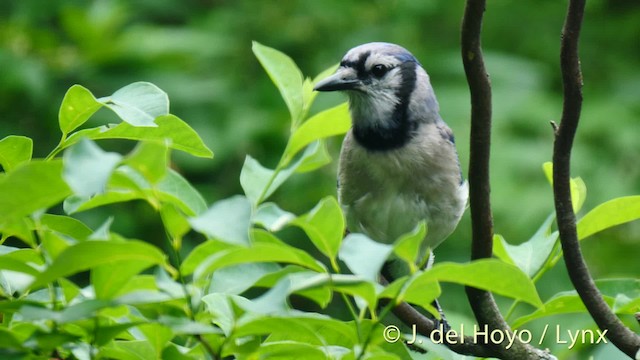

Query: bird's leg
[426,251,451,337]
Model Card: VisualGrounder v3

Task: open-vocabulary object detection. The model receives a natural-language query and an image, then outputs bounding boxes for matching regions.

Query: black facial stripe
[340,51,370,79]
[353,61,419,151]
[393,61,418,126]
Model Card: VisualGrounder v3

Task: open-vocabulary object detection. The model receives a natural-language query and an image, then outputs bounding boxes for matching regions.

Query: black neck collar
[352,61,418,151]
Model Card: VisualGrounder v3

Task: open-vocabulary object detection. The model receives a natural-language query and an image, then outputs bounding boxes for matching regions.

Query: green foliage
[0,43,638,360]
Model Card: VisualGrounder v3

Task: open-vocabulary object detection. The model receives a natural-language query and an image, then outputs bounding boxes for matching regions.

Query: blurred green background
[1,0,638,358]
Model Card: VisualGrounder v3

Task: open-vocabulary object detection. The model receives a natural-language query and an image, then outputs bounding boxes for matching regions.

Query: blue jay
[314,42,468,279]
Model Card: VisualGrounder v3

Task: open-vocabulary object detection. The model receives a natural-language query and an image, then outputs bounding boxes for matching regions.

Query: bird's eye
[371,64,389,78]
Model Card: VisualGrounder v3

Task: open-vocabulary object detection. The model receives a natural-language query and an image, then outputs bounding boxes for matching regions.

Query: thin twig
[461,1,555,358]
[553,0,640,357]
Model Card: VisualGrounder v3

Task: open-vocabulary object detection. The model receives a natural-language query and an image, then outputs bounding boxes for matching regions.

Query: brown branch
[461,1,555,359]
[380,273,498,358]
[388,300,499,358]
[553,0,640,357]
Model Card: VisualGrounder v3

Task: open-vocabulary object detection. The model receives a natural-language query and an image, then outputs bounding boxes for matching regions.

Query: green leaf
[62,114,213,158]
[209,262,280,295]
[138,323,173,358]
[424,260,543,308]
[339,233,394,282]
[40,230,72,260]
[283,102,350,166]
[251,228,290,246]
[0,160,71,219]
[402,282,442,317]
[0,327,24,349]
[181,240,234,276]
[252,41,304,125]
[156,169,208,215]
[64,168,207,216]
[240,141,324,205]
[294,139,332,173]
[157,316,222,336]
[292,196,344,262]
[240,154,279,206]
[89,217,114,241]
[240,277,291,314]
[98,82,169,127]
[571,177,587,214]
[95,322,145,347]
[101,340,157,360]
[115,290,178,306]
[378,275,441,316]
[283,271,332,308]
[155,267,185,298]
[195,243,325,280]
[59,277,80,303]
[393,222,427,273]
[59,299,113,323]
[201,293,237,336]
[0,135,33,172]
[597,278,640,313]
[512,292,608,328]
[63,139,122,197]
[291,273,378,311]
[0,254,39,276]
[0,217,35,247]
[30,240,166,289]
[304,64,339,113]
[493,214,558,278]
[577,196,640,240]
[492,234,516,266]
[542,162,587,213]
[19,300,113,324]
[330,276,378,312]
[163,343,209,360]
[110,275,157,298]
[39,214,93,240]
[189,195,252,246]
[0,268,34,296]
[253,265,308,288]
[58,84,102,135]
[0,247,43,264]
[253,202,295,232]
[64,191,142,215]
[616,295,640,315]
[124,141,169,184]
[234,313,357,347]
[249,341,327,360]
[160,204,190,241]
[92,260,159,300]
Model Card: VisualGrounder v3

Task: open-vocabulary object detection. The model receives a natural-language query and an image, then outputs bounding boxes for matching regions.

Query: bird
[314,42,468,290]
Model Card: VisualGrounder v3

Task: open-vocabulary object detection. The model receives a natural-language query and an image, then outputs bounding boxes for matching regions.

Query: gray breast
[338,123,468,256]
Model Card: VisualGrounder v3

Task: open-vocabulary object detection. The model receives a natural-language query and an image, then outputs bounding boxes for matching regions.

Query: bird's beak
[314,68,360,92]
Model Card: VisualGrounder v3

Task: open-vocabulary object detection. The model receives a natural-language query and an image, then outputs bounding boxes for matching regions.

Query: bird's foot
[431,312,451,343]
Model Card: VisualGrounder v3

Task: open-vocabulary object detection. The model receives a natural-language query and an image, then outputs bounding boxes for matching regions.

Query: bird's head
[314,42,418,104]
[314,42,439,150]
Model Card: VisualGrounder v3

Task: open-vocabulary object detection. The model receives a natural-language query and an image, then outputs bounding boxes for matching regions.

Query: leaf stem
[161,224,218,360]
[45,134,67,161]
[506,241,561,322]
[256,160,283,205]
